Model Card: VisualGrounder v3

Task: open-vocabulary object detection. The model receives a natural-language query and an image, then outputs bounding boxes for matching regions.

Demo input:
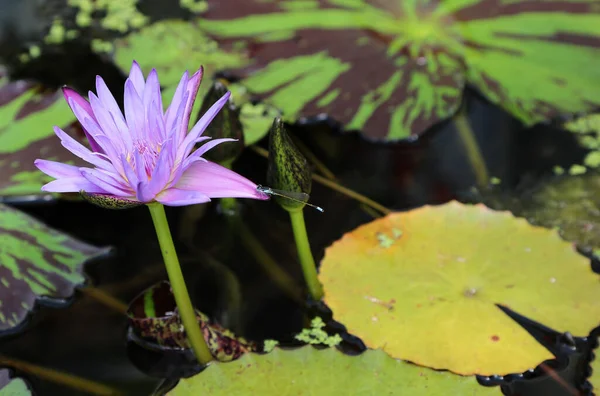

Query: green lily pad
[112,19,280,145]
[0,369,31,395]
[199,0,600,141]
[0,203,110,333]
[128,281,257,362]
[0,69,86,199]
[169,346,499,395]
[319,201,600,375]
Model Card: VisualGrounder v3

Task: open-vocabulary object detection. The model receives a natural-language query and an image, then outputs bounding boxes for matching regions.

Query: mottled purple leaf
[0,203,110,333]
[199,0,600,141]
[0,68,87,199]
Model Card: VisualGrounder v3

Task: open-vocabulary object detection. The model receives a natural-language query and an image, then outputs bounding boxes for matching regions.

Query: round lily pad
[169,347,499,395]
[319,201,600,375]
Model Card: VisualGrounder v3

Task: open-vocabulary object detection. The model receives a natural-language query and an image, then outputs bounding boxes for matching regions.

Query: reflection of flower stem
[454,108,489,188]
[0,354,121,395]
[80,286,127,314]
[288,209,324,300]
[147,203,212,365]
[236,218,304,303]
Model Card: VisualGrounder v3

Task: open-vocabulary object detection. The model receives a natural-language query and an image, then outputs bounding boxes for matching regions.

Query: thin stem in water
[288,209,324,300]
[0,354,121,395]
[147,203,212,365]
[454,108,489,188]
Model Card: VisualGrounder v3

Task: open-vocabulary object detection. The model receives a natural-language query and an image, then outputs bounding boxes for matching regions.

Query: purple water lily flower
[34,61,269,206]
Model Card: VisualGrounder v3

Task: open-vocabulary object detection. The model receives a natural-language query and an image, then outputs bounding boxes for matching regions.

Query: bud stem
[288,209,324,300]
[147,202,213,365]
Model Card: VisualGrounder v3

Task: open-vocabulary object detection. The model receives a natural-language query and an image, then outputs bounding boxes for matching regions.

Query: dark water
[0,1,597,395]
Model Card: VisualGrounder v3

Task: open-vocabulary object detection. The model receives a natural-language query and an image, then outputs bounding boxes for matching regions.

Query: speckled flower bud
[266,118,312,212]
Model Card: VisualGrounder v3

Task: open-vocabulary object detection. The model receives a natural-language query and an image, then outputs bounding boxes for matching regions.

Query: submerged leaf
[0,203,110,333]
[200,0,600,141]
[319,201,600,375]
[0,70,84,199]
[127,281,256,362]
[481,172,600,254]
[169,347,499,395]
[0,369,32,395]
[112,20,279,145]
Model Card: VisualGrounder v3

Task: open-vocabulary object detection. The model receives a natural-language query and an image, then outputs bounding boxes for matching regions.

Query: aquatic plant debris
[319,201,600,375]
[0,203,109,333]
[34,61,269,207]
[564,112,600,173]
[199,0,600,141]
[169,346,498,395]
[128,281,257,361]
[295,317,342,346]
[0,69,86,199]
[0,369,32,395]
[112,20,280,145]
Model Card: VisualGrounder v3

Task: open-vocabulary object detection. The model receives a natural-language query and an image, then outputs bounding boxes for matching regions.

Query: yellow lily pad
[319,201,600,375]
[169,347,499,395]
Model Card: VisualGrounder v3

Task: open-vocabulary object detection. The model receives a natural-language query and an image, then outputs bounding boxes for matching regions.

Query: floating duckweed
[263,339,279,353]
[180,0,208,13]
[66,30,79,40]
[564,113,600,171]
[490,177,501,185]
[91,39,114,54]
[45,19,66,44]
[569,164,587,176]
[295,317,342,347]
[69,0,148,32]
[553,165,565,175]
[28,46,41,58]
[18,53,30,63]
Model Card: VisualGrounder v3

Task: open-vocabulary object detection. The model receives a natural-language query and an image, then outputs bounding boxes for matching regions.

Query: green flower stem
[288,209,324,300]
[147,202,213,365]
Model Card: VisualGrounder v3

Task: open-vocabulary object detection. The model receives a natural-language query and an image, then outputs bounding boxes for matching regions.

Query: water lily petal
[165,71,188,134]
[95,76,132,148]
[184,138,237,168]
[34,159,82,178]
[156,188,211,206]
[80,169,131,197]
[53,126,113,172]
[129,60,146,96]
[62,87,104,153]
[173,160,267,200]
[178,91,231,162]
[178,66,203,143]
[124,79,146,141]
[41,177,108,193]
